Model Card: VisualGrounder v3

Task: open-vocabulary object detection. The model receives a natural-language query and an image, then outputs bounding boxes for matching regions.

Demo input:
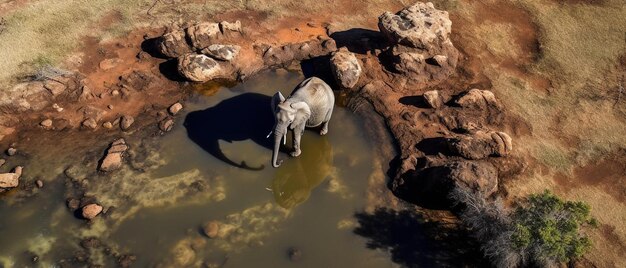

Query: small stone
[82,118,97,130]
[40,119,53,129]
[107,105,113,110]
[169,103,183,115]
[103,122,113,129]
[52,103,64,112]
[287,247,302,262]
[36,180,43,188]
[67,198,80,210]
[6,147,16,156]
[202,221,220,238]
[81,204,103,219]
[159,118,174,132]
[111,90,120,96]
[423,90,444,109]
[120,115,134,131]
[99,138,128,172]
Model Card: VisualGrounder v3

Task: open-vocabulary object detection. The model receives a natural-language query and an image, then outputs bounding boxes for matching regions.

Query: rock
[423,90,444,109]
[201,44,240,61]
[330,47,362,88]
[177,54,225,82]
[262,38,337,67]
[99,138,128,172]
[377,2,459,85]
[202,221,220,238]
[186,22,221,50]
[99,58,122,70]
[6,147,16,156]
[78,85,95,101]
[80,237,101,249]
[0,82,51,112]
[157,29,192,58]
[378,2,451,50]
[117,254,137,268]
[168,103,183,115]
[448,131,513,160]
[80,105,107,121]
[111,89,120,96]
[81,118,97,130]
[43,80,67,96]
[456,89,498,109]
[81,204,103,219]
[120,115,134,131]
[52,103,64,112]
[445,161,498,196]
[287,247,302,262]
[159,118,174,132]
[219,20,242,35]
[36,179,43,188]
[67,198,80,210]
[40,119,53,129]
[0,166,22,189]
[103,122,113,129]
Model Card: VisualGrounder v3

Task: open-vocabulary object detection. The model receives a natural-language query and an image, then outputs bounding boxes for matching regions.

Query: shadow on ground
[184,92,286,170]
[353,208,488,267]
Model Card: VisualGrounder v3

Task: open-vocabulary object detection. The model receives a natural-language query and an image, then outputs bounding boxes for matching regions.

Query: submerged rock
[330,47,362,89]
[202,221,220,238]
[287,247,302,262]
[99,138,128,172]
[201,44,240,61]
[81,203,103,219]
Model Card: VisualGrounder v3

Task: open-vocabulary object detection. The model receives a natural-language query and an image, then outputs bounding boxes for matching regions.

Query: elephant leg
[291,125,304,157]
[320,106,334,136]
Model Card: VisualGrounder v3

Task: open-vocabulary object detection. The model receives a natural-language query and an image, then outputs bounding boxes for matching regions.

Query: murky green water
[0,70,395,267]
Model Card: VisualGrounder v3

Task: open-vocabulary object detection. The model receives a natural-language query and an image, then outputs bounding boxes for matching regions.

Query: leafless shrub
[23,65,72,82]
[449,186,524,268]
[0,17,6,35]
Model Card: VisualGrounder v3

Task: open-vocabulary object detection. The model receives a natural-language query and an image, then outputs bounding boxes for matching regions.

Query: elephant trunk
[272,132,283,168]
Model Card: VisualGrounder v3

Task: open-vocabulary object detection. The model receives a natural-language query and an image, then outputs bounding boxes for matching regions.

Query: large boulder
[177,54,227,82]
[99,138,128,172]
[157,29,192,58]
[377,2,459,85]
[330,47,362,89]
[379,2,451,50]
[261,38,337,67]
[448,131,513,160]
[201,44,240,61]
[445,161,498,196]
[186,22,221,50]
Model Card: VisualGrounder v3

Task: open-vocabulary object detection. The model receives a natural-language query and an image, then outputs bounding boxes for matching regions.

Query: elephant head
[270,92,311,168]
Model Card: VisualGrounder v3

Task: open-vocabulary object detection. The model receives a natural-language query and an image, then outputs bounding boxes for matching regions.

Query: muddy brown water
[0,70,396,267]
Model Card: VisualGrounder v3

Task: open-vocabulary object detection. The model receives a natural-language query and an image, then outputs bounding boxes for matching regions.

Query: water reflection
[272,134,333,209]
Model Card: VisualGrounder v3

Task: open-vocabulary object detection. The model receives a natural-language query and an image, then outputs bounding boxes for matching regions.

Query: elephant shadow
[184,92,288,170]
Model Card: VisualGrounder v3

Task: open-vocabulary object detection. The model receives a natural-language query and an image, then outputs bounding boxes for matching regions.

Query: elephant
[270,77,335,168]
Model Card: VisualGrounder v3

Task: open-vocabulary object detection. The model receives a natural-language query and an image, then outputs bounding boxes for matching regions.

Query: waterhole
[0,70,394,267]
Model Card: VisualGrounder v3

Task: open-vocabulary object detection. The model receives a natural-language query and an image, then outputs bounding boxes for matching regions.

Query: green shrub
[511,190,597,264]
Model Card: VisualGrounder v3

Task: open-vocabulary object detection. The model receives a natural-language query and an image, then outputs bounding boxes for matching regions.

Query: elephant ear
[271,92,286,114]
[290,101,311,126]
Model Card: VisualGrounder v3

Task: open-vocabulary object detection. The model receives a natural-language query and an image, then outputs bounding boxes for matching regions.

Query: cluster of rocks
[378,2,459,87]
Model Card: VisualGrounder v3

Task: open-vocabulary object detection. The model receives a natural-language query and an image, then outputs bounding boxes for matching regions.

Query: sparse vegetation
[451,187,596,267]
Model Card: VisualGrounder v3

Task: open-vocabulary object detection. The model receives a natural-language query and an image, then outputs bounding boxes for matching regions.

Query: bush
[511,190,597,265]
[450,187,596,268]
